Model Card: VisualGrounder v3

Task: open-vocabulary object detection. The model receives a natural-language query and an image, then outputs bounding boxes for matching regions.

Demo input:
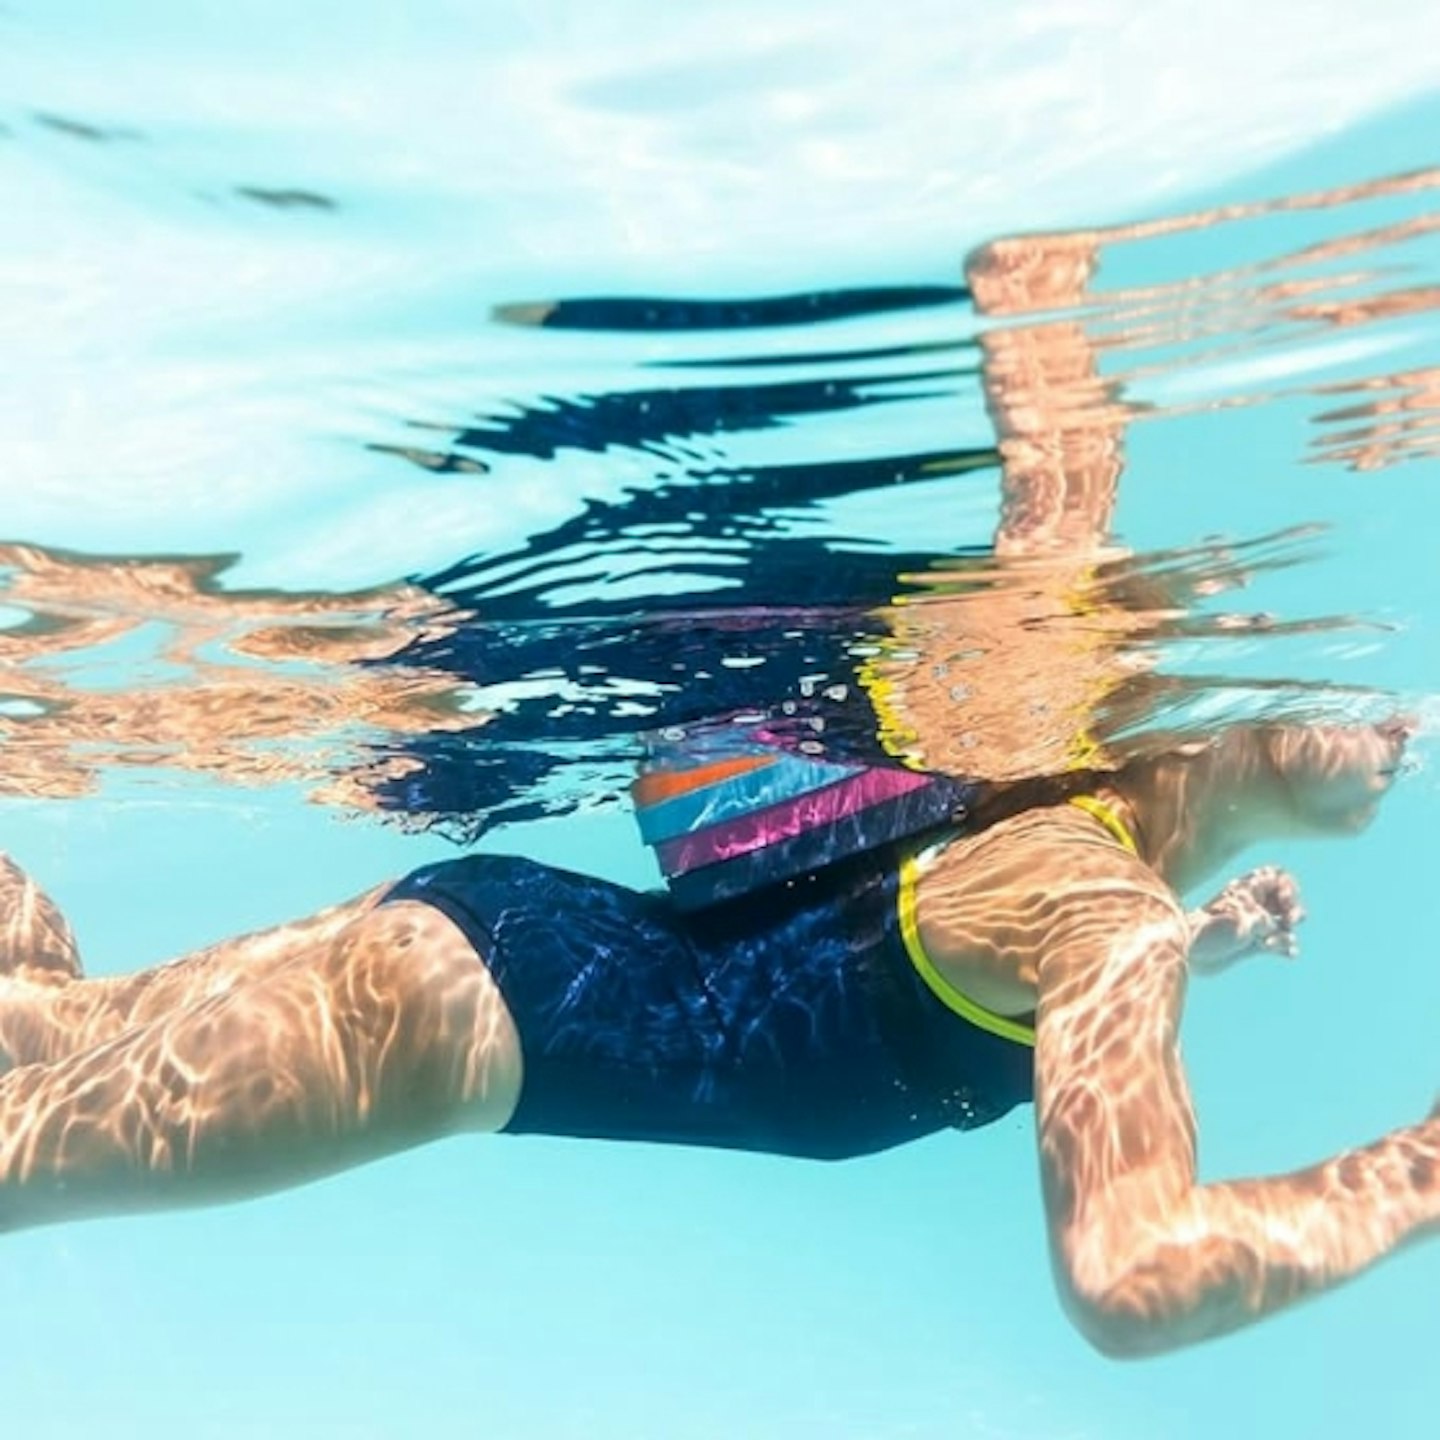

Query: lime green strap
[896,794,1137,1049]
[1068,794,1139,856]
[897,856,1036,1049]
[894,794,1135,1050]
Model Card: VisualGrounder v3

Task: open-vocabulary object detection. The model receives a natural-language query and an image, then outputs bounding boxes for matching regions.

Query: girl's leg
[0,898,521,1232]
[0,852,390,1066]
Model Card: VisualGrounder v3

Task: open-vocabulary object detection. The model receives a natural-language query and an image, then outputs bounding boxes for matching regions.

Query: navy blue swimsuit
[382,851,1033,1160]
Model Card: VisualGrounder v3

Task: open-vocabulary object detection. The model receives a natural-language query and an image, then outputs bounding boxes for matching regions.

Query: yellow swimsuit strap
[896,854,1036,1049]
[896,794,1137,1049]
[1067,793,1139,855]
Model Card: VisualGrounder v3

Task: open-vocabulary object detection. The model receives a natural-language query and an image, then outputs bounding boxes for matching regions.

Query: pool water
[3,4,1440,1437]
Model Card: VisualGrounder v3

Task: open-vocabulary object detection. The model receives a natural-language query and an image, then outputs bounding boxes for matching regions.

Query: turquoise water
[3,4,1440,1436]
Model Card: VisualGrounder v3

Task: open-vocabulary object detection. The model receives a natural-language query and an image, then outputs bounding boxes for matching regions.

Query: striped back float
[633,724,979,911]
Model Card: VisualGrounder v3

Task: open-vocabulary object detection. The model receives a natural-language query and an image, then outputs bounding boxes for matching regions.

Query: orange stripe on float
[632,753,777,804]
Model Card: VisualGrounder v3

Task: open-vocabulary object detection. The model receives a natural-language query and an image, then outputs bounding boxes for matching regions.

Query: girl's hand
[1187,865,1305,974]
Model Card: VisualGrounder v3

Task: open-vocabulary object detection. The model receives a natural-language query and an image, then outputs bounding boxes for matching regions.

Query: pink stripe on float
[656,766,933,874]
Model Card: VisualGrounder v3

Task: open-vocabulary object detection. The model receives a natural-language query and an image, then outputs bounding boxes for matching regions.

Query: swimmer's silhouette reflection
[1,165,1436,834]
[375,362,977,468]
[375,167,1440,829]
[0,545,469,800]
[1310,365,1440,472]
[373,439,1000,830]
[495,283,971,332]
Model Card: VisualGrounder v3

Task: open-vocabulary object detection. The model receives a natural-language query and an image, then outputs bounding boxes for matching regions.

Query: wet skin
[0,712,1422,1361]
[917,717,1422,1356]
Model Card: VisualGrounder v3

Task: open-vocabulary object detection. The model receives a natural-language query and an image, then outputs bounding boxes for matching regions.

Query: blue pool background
[3,4,1440,1436]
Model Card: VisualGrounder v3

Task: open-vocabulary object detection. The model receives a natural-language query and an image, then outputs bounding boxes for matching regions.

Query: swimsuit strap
[1068,793,1139,856]
[896,855,1036,1048]
[894,795,1137,1051]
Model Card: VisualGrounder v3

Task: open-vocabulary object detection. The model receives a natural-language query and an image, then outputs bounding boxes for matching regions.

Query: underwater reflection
[1309,365,1440,471]
[0,545,472,800]
[2,162,1436,835]
[369,165,1440,827]
[0,527,1330,831]
[493,284,972,333]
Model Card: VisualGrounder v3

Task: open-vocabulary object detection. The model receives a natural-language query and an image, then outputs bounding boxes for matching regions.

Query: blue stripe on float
[635,753,862,843]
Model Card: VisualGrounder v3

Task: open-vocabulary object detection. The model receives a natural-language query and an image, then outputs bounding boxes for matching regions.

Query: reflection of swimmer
[878,165,1440,783]
[0,544,474,799]
[9,163,1434,819]
[1309,365,1440,472]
